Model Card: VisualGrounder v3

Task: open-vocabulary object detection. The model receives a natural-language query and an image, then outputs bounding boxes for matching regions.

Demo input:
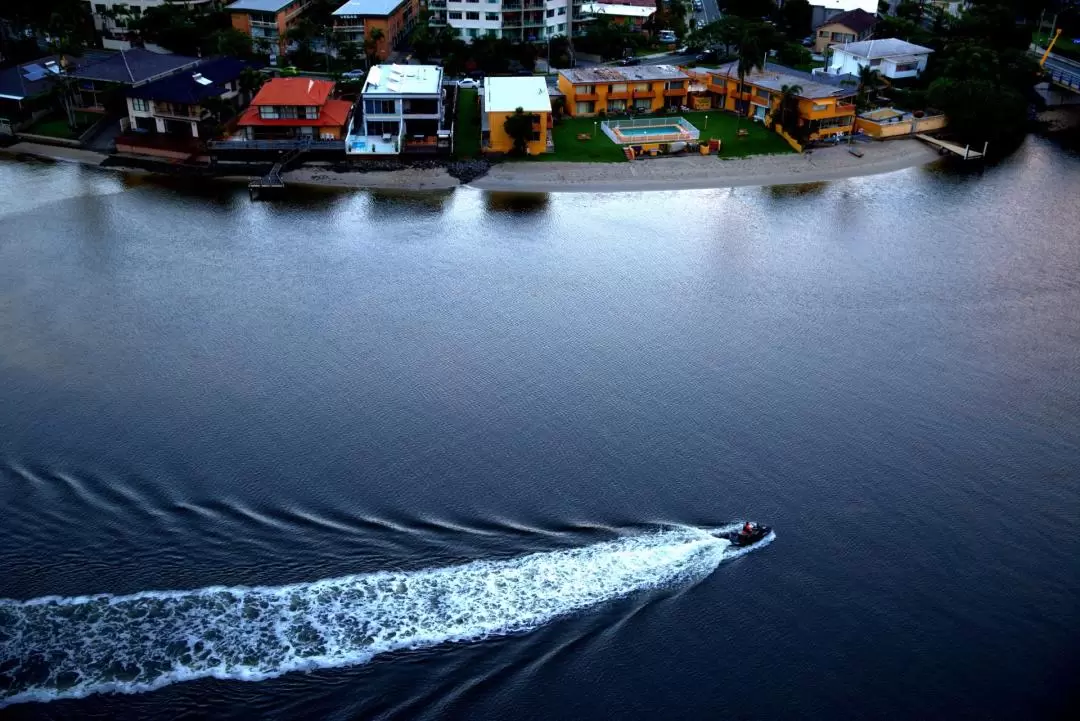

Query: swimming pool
[617,125,684,137]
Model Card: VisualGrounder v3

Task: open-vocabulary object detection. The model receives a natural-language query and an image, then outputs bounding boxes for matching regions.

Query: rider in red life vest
[742,521,753,535]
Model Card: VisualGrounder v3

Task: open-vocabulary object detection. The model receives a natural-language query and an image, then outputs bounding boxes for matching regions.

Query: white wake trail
[0,525,770,707]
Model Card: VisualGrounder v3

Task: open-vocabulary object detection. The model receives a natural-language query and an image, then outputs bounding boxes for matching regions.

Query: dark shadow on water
[483,192,551,214]
[367,189,454,218]
[765,181,829,199]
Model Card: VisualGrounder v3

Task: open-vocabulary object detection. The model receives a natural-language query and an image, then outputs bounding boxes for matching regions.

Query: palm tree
[777,83,802,132]
[735,25,770,130]
[364,27,385,68]
[856,65,882,110]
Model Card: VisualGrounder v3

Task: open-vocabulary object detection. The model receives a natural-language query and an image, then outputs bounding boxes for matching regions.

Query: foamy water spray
[0,525,772,707]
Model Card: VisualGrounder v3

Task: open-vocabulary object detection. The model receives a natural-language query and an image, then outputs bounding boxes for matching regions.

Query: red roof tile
[236,99,352,128]
[250,77,335,107]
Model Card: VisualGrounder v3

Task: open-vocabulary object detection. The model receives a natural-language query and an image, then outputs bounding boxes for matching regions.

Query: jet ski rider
[741,521,753,535]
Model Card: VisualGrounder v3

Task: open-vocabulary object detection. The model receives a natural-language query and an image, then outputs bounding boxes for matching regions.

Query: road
[697,0,722,26]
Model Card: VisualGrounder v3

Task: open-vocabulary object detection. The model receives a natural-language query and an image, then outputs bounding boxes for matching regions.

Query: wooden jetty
[915,134,987,160]
[248,145,308,200]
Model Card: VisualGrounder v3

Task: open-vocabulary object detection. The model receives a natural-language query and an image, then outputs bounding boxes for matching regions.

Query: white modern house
[430,0,586,42]
[825,38,934,80]
[347,64,448,154]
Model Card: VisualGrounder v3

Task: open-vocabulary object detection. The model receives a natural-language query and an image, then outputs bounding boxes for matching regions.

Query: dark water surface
[1,139,1078,720]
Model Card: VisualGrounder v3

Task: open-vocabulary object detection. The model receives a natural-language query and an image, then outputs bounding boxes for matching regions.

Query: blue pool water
[617,125,685,138]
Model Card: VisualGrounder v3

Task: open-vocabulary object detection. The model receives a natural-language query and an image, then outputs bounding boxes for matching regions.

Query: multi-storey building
[227,0,315,59]
[236,77,353,140]
[124,57,255,139]
[557,66,689,116]
[331,0,419,59]
[346,64,449,154]
[431,0,587,42]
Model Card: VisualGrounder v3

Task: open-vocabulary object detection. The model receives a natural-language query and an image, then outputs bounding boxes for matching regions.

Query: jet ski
[717,522,771,547]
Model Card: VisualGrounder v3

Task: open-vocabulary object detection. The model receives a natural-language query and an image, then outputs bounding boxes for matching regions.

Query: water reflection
[766,181,829,199]
[367,189,454,217]
[483,192,551,214]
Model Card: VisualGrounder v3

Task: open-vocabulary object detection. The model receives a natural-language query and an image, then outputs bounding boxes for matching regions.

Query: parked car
[693,0,703,10]
[342,68,366,79]
[457,78,481,89]
[696,51,719,63]
[618,56,641,66]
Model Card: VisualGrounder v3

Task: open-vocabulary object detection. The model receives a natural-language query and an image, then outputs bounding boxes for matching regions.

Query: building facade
[331,0,419,59]
[124,57,254,139]
[429,0,587,42]
[825,38,933,80]
[227,0,315,59]
[236,77,352,140]
[482,75,552,154]
[347,64,447,154]
[86,0,216,49]
[812,8,876,54]
[686,62,857,142]
[557,66,689,117]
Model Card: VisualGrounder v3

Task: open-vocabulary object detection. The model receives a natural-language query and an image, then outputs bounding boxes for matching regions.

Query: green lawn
[24,111,97,139]
[454,88,480,159]
[543,110,793,162]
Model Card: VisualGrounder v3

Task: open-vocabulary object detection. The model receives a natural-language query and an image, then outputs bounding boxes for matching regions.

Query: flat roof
[558,65,688,84]
[332,0,407,15]
[484,76,551,113]
[362,64,442,95]
[226,0,296,12]
[580,2,656,17]
[709,61,853,100]
[834,38,934,59]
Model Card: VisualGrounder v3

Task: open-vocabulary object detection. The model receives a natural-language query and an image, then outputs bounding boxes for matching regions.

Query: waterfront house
[808,0,878,31]
[65,48,202,113]
[346,64,448,155]
[556,66,689,117]
[825,38,933,80]
[236,77,352,141]
[482,76,553,155]
[123,58,257,139]
[331,0,419,60]
[688,62,857,142]
[0,56,73,127]
[812,8,877,54]
[227,0,315,59]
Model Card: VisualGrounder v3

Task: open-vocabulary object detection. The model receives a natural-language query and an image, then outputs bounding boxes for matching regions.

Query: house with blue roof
[66,48,202,112]
[121,57,260,140]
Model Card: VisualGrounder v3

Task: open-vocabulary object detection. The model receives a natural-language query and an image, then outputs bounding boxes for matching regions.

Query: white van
[658,29,677,43]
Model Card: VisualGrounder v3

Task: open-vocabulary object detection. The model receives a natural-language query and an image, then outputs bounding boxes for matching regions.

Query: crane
[1040,28,1063,67]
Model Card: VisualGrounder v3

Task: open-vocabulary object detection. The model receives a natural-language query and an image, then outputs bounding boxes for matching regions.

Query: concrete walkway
[470,139,942,193]
[0,141,108,165]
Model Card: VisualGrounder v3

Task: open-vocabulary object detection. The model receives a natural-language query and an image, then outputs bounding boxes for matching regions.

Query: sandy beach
[2,137,942,193]
[470,138,942,193]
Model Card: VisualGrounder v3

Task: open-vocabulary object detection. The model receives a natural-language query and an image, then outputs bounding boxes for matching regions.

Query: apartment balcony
[574,93,599,101]
[632,90,655,98]
[707,82,727,94]
[333,22,365,31]
[251,20,277,29]
[155,105,206,120]
[607,91,630,100]
[427,0,447,6]
[523,0,544,8]
[663,88,687,97]
[284,1,314,23]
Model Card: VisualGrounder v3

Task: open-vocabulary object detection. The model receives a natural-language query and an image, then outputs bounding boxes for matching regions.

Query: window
[131,98,149,112]
[579,85,594,95]
[816,115,853,129]
[666,80,684,90]
[95,4,106,13]
[365,99,397,114]
[607,98,626,112]
[468,27,479,37]
[818,30,828,37]
[558,7,566,14]
[449,10,461,18]
[547,8,554,16]
[531,129,541,141]
[486,12,498,20]
[633,98,650,111]
[869,58,882,67]
[895,62,919,73]
[610,83,626,93]
[634,83,649,92]
[754,88,770,101]
[466,11,479,19]
[575,100,594,114]
[304,106,318,119]
[812,103,828,111]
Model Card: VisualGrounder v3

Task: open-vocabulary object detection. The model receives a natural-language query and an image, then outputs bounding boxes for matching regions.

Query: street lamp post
[705,114,708,129]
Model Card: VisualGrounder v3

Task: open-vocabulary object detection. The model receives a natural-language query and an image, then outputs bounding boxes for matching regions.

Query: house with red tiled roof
[236,77,352,141]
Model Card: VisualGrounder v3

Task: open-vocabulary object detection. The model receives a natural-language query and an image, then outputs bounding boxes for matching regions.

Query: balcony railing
[663,88,686,97]
[632,90,654,98]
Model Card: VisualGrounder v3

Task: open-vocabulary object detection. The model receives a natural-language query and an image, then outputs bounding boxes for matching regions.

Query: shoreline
[1,137,944,193]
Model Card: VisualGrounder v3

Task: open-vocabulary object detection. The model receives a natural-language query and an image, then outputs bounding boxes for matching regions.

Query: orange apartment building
[557,66,690,117]
[684,62,857,142]
[228,0,315,58]
[331,0,419,62]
